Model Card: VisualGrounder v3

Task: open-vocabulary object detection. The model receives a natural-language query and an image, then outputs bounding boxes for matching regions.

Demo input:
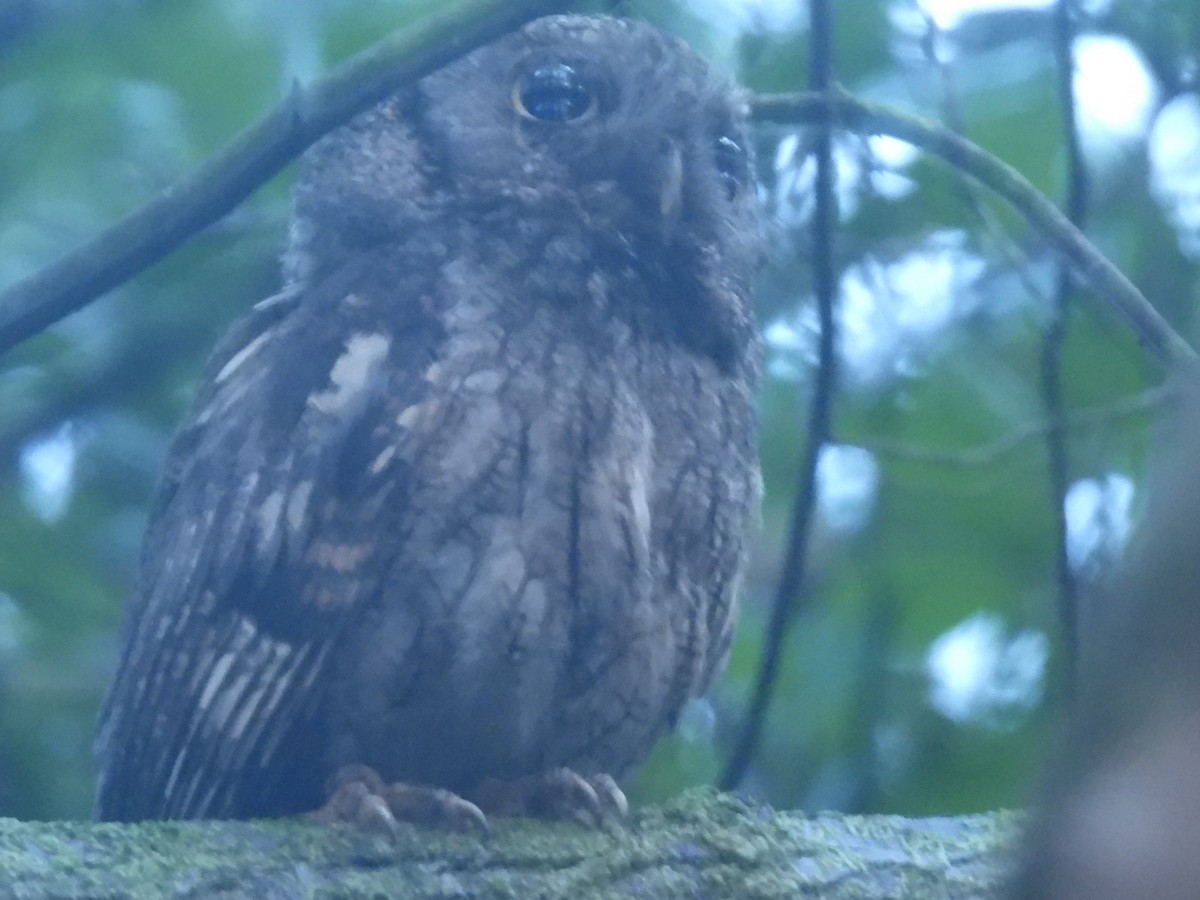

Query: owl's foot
[312,764,490,836]
[470,768,628,826]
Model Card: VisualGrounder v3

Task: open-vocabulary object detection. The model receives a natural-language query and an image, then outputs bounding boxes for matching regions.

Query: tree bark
[1,789,1016,898]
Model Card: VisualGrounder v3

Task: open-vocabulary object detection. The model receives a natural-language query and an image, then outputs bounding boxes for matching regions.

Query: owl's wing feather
[97,257,444,820]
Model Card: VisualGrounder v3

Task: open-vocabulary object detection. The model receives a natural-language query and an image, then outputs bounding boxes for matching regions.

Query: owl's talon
[357,792,401,837]
[587,773,629,819]
[384,784,490,835]
[314,764,488,836]
[471,768,628,826]
[310,777,398,837]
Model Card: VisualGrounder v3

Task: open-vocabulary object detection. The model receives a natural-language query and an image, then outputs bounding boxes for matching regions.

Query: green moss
[0,791,1019,898]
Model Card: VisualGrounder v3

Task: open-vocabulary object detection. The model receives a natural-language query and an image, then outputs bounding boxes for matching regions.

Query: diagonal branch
[0,0,570,359]
[752,91,1197,368]
[846,384,1172,470]
[917,10,1051,307]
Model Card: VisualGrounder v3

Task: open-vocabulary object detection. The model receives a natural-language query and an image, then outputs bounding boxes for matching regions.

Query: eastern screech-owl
[96,14,762,825]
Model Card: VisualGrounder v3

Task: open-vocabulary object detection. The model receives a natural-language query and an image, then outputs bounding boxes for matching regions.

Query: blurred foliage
[0,0,1197,822]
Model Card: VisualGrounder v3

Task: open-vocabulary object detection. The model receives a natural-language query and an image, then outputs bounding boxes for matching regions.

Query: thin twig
[721,0,839,792]
[0,0,570,359]
[846,384,1173,469]
[1044,0,1086,695]
[752,91,1197,368]
[917,7,1050,305]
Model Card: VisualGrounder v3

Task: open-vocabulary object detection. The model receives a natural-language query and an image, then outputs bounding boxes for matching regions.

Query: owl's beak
[658,140,684,218]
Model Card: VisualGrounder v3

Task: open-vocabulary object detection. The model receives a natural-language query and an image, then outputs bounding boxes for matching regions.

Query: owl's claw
[311,764,625,833]
[383,782,491,834]
[310,773,397,837]
[471,767,628,826]
[586,773,630,819]
[312,764,490,836]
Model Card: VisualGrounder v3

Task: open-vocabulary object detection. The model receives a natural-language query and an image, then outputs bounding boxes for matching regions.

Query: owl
[95,14,762,829]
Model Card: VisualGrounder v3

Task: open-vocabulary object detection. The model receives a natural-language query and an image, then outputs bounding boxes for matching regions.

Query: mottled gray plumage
[96,14,762,822]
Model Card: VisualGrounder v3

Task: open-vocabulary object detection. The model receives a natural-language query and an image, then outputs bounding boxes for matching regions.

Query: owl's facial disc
[503,58,741,241]
[288,14,760,310]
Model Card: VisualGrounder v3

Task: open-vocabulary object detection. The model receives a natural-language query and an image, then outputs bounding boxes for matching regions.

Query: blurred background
[0,0,1197,820]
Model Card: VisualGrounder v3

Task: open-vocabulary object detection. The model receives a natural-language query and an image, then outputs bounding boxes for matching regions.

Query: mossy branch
[752,90,1196,368]
[1,790,1017,899]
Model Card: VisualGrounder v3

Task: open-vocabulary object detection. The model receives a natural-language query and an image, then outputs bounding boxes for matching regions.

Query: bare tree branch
[1043,0,1087,695]
[752,91,1197,368]
[917,11,1051,309]
[722,0,840,792]
[0,0,571,360]
[845,384,1172,469]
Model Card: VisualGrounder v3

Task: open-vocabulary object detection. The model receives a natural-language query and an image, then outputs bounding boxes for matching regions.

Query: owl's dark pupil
[519,64,592,122]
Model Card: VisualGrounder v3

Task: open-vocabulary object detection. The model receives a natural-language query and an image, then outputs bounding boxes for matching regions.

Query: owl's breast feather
[331,281,749,786]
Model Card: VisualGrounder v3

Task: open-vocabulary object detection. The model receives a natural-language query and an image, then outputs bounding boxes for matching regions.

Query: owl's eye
[715,135,748,200]
[513,64,595,122]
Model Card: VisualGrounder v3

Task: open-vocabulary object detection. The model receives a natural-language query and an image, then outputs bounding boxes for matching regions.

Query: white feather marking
[258,642,330,764]
[630,462,652,545]
[209,672,250,733]
[175,617,301,813]
[198,653,235,711]
[369,446,396,474]
[258,491,284,552]
[215,331,273,383]
[287,481,313,535]
[163,747,188,801]
[396,399,441,429]
[228,641,293,740]
[463,369,502,392]
[308,332,390,414]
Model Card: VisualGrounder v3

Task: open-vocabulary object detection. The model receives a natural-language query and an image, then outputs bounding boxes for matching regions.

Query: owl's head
[287,15,761,369]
